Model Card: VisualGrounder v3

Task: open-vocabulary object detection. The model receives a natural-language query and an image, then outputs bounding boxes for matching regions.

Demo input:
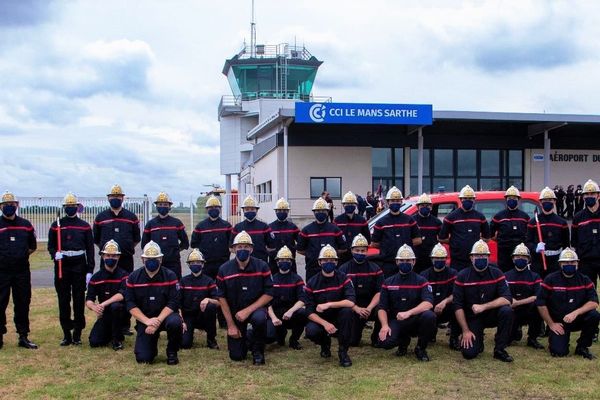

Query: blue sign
[295,102,432,125]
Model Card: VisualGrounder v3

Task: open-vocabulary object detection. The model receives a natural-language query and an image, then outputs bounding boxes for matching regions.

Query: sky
[1,0,600,204]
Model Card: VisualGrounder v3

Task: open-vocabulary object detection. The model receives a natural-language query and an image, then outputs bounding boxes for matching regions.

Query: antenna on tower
[250,0,256,57]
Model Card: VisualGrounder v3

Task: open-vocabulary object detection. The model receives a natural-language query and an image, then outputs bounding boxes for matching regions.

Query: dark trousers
[100,256,133,332]
[54,263,87,332]
[134,313,182,363]
[533,254,560,279]
[204,260,228,280]
[349,309,380,346]
[305,308,353,350]
[181,304,217,349]
[511,303,542,342]
[379,310,436,350]
[380,262,398,279]
[89,302,125,346]
[228,308,268,361]
[162,263,182,280]
[549,310,600,356]
[579,259,600,289]
[0,268,31,335]
[435,305,459,341]
[266,308,306,344]
[305,263,320,282]
[462,305,513,359]
[497,244,518,273]
[414,256,432,274]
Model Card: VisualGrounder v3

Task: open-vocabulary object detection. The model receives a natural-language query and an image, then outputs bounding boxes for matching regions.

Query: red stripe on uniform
[335,222,368,227]
[541,283,594,291]
[573,218,600,228]
[444,218,484,224]
[507,279,542,286]
[217,271,271,281]
[126,279,178,288]
[418,226,440,230]
[193,227,231,234]
[374,222,416,230]
[346,271,383,278]
[51,226,91,231]
[492,218,529,223]
[273,281,305,288]
[90,277,127,285]
[95,218,139,225]
[271,229,300,234]
[382,282,430,290]
[527,223,567,229]
[299,231,342,238]
[144,226,184,233]
[428,277,456,285]
[305,278,351,294]
[455,276,505,287]
[0,226,34,232]
[180,284,217,290]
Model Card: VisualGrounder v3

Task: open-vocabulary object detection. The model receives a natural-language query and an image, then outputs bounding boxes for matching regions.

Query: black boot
[338,348,352,367]
[18,335,38,349]
[167,352,179,365]
[575,346,596,360]
[320,343,332,358]
[206,338,219,350]
[112,341,124,351]
[414,346,430,362]
[449,336,461,351]
[289,339,302,350]
[526,338,544,350]
[252,351,265,365]
[72,329,82,346]
[0,334,3,349]
[395,346,408,357]
[493,349,514,362]
[60,331,72,346]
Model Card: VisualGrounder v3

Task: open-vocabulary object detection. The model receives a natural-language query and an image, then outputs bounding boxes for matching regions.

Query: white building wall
[528,148,600,189]
[253,148,280,220]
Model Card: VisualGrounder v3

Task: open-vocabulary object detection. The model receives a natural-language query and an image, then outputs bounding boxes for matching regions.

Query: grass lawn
[0,288,598,399]
[29,249,52,271]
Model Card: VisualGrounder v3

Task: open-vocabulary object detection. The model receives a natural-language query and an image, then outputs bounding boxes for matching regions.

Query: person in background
[565,185,575,220]
[575,184,584,214]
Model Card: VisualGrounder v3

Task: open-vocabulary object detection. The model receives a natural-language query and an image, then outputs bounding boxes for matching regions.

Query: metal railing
[17,196,151,241]
[235,44,315,61]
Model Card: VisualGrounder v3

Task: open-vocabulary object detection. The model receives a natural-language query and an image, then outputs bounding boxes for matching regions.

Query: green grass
[29,249,52,271]
[0,289,598,399]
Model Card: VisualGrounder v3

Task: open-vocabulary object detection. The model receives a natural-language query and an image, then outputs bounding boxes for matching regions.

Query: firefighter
[490,186,530,272]
[48,192,95,346]
[334,191,370,265]
[371,186,421,277]
[267,198,299,274]
[141,192,189,279]
[439,185,490,270]
[412,193,442,273]
[231,195,272,263]
[571,179,600,287]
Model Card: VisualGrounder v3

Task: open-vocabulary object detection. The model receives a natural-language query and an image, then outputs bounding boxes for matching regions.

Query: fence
[18,197,151,241]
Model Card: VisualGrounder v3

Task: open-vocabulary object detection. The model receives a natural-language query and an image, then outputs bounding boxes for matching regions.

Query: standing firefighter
[142,192,189,279]
[190,195,232,280]
[0,191,38,349]
[86,240,128,350]
[231,195,272,263]
[439,185,490,270]
[48,193,95,346]
[297,198,347,280]
[526,187,570,278]
[490,186,530,272]
[537,248,600,359]
[334,191,370,265]
[371,186,422,278]
[571,179,600,287]
[412,193,442,273]
[125,241,182,365]
[267,198,299,274]
[303,245,356,367]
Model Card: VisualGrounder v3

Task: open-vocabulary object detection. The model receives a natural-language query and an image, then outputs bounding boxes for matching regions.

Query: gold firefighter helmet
[154,192,173,204]
[582,179,600,194]
[342,191,358,204]
[385,186,403,201]
[232,230,253,246]
[511,243,530,258]
[504,186,521,198]
[142,241,163,258]
[430,243,448,259]
[63,192,78,206]
[275,245,293,260]
[459,185,476,199]
[205,195,222,208]
[312,197,329,211]
[318,244,338,260]
[101,239,121,255]
[558,248,579,263]
[241,195,259,209]
[274,197,290,210]
[187,248,205,263]
[539,187,557,200]
[470,239,491,255]
[351,233,369,248]
[1,191,18,204]
[107,184,124,196]
[416,193,432,205]
[396,244,416,260]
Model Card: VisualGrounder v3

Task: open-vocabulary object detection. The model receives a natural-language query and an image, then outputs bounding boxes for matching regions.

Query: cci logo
[309,103,326,123]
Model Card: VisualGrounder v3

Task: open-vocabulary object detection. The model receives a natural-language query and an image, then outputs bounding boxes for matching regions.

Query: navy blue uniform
[371,213,420,277]
[48,216,95,335]
[439,208,490,270]
[412,214,442,273]
[504,268,542,342]
[334,213,370,264]
[216,257,273,361]
[267,220,299,274]
[296,221,347,280]
[378,271,436,351]
[0,215,36,336]
[303,271,356,351]
[490,209,530,272]
[453,266,513,359]
[190,217,232,279]
[526,213,570,277]
[339,259,383,346]
[125,267,182,363]
[179,273,218,348]
[232,220,271,263]
[142,215,189,279]
[86,267,128,346]
[93,209,141,273]
[571,208,600,286]
[267,272,306,346]
[420,266,459,342]
[536,271,600,356]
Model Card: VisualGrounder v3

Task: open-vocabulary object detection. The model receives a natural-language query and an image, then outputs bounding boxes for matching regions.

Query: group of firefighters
[0,179,599,368]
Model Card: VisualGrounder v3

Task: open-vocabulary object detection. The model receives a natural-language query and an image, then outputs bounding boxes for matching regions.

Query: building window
[255,180,272,203]
[433,149,455,192]
[372,148,403,195]
[410,148,430,196]
[310,177,342,199]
